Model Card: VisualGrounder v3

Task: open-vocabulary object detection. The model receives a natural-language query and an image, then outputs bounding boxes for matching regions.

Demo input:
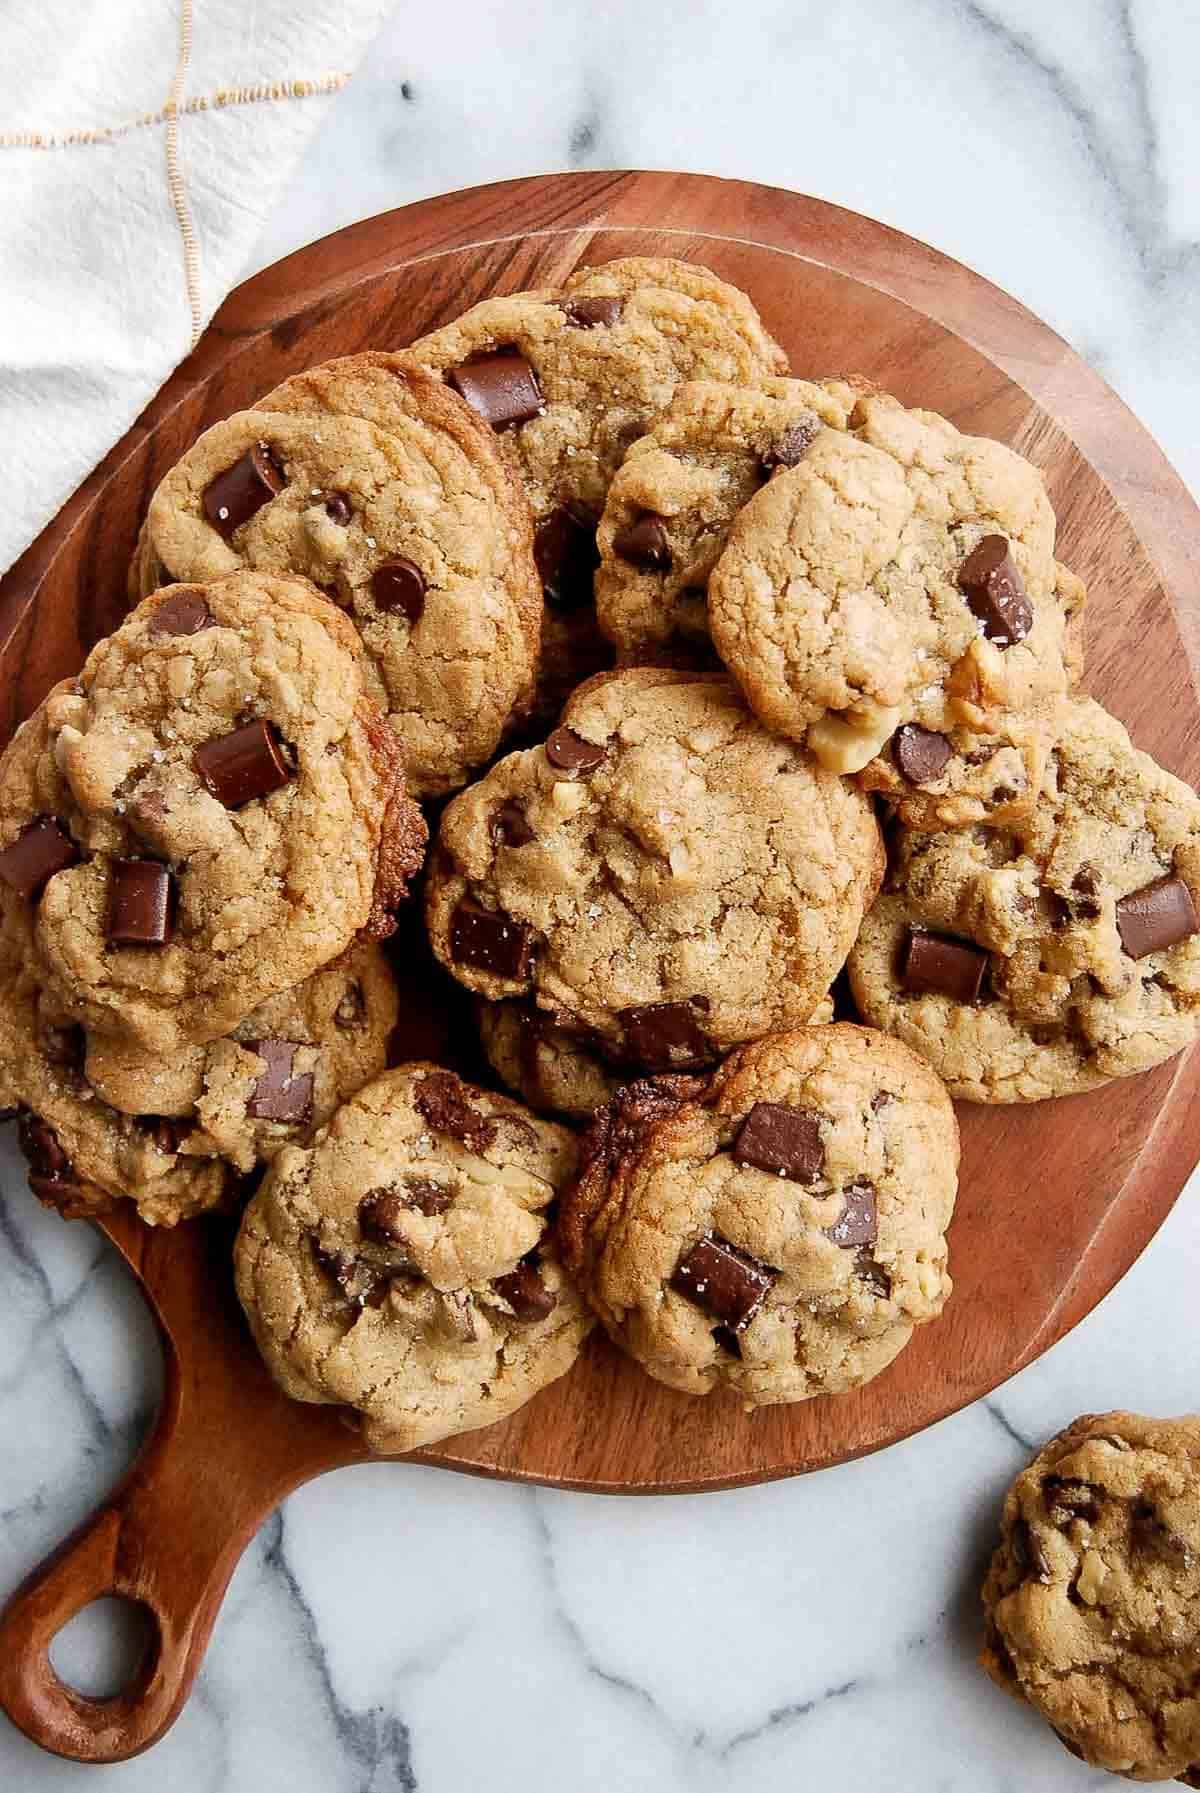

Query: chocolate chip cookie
[233,1064,592,1452]
[707,390,1086,823]
[848,697,1200,1101]
[982,1411,1200,1782]
[425,668,883,1066]
[409,257,788,720]
[557,1023,957,1403]
[132,353,541,797]
[0,574,425,1055]
[595,377,860,664]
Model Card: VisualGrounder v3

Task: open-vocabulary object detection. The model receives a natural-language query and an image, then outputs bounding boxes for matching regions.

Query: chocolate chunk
[448,349,544,429]
[243,1039,313,1123]
[492,800,533,847]
[612,512,671,572]
[143,1117,184,1155]
[894,724,952,786]
[534,502,600,609]
[194,718,293,809]
[825,1180,877,1248]
[370,557,426,624]
[958,535,1033,647]
[107,860,174,947]
[711,1324,742,1358]
[854,1249,891,1298]
[202,442,286,539]
[902,928,987,1002]
[732,1102,824,1184]
[561,295,624,329]
[545,726,606,775]
[0,817,79,902]
[620,999,716,1072]
[492,1257,557,1322]
[1011,1518,1051,1582]
[1071,865,1102,920]
[670,1234,774,1331]
[38,1019,84,1072]
[324,492,352,525]
[313,1242,395,1309]
[1043,1475,1101,1525]
[403,1178,455,1217]
[359,1188,408,1243]
[148,589,214,637]
[18,1112,73,1182]
[1116,874,1199,960]
[334,983,366,1029]
[759,420,817,475]
[414,1070,498,1153]
[449,901,534,981]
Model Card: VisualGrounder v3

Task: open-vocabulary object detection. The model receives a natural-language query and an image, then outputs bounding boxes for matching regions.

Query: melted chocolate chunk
[545,726,607,775]
[759,420,817,475]
[448,349,544,429]
[902,929,987,1002]
[492,1257,557,1322]
[670,1234,774,1331]
[313,1242,395,1309]
[143,1116,185,1155]
[611,512,671,571]
[359,1188,408,1243]
[449,901,534,981]
[958,535,1033,647]
[243,1039,313,1124]
[371,557,426,624]
[1043,1475,1101,1526]
[894,724,952,786]
[413,1070,498,1153]
[0,817,79,902]
[1071,865,1102,920]
[1011,1518,1051,1582]
[202,442,286,539]
[194,719,293,809]
[619,999,715,1072]
[732,1102,824,1183]
[403,1178,455,1217]
[107,860,174,947]
[711,1324,742,1358]
[825,1179,877,1248]
[561,295,624,329]
[18,1112,73,1182]
[324,492,352,526]
[1115,874,1199,959]
[492,800,534,847]
[148,589,214,637]
[534,502,600,609]
[854,1250,891,1298]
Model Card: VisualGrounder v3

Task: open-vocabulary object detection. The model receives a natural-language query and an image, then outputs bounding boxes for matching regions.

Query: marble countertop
[3,2,1198,1787]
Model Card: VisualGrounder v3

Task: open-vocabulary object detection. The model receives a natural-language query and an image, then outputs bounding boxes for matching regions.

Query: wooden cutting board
[1,171,1199,1765]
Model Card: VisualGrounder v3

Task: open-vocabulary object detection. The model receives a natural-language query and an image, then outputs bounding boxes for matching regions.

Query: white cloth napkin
[0,0,393,577]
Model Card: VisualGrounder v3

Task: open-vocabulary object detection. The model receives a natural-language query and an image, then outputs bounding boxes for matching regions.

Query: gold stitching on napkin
[165,0,203,347]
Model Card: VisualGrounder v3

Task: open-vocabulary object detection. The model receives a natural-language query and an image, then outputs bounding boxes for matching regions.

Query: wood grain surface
[1,171,1198,1763]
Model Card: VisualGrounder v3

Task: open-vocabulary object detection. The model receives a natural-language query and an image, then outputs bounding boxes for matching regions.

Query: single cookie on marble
[408,257,788,719]
[557,1023,958,1404]
[848,697,1200,1101]
[595,377,861,664]
[425,667,883,1065]
[0,573,426,1054]
[707,389,1086,824]
[131,353,541,797]
[982,1411,1200,1782]
[233,1064,593,1453]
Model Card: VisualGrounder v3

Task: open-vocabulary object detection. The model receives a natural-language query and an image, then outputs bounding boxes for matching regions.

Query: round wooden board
[3,172,1200,1763]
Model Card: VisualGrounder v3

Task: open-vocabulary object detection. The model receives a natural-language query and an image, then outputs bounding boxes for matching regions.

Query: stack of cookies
[3,256,1199,1477]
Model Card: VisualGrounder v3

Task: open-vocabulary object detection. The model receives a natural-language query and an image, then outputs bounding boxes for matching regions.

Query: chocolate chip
[759,420,817,475]
[711,1324,742,1357]
[612,512,671,571]
[545,726,606,775]
[902,928,987,1002]
[449,901,534,981]
[18,1111,73,1182]
[324,493,352,525]
[732,1102,824,1183]
[670,1234,774,1331]
[148,589,214,637]
[243,1039,313,1123]
[334,983,366,1029]
[534,502,600,609]
[1043,1475,1101,1525]
[825,1180,877,1247]
[202,442,286,539]
[854,1249,892,1298]
[413,1070,498,1154]
[448,349,544,429]
[194,718,293,809]
[38,1020,84,1072]
[1116,874,1199,959]
[492,1257,557,1322]
[958,535,1033,647]
[0,817,79,902]
[894,724,953,786]
[492,800,533,847]
[619,999,716,1072]
[107,860,174,947]
[370,557,426,624]
[561,295,624,329]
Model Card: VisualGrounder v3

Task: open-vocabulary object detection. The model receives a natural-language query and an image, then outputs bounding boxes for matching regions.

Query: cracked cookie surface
[848,698,1200,1101]
[234,1064,592,1452]
[707,390,1085,822]
[426,668,883,1064]
[557,1023,958,1404]
[132,353,541,797]
[0,573,425,1054]
[982,1411,1200,1783]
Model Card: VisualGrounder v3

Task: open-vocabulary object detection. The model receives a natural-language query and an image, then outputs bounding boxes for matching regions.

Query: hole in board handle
[47,1595,159,1701]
